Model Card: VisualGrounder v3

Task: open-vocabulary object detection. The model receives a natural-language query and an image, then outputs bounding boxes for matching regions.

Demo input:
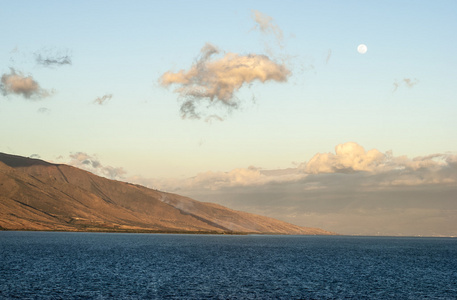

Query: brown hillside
[0,152,334,235]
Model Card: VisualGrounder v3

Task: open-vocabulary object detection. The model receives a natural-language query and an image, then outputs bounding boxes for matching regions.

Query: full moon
[357,44,368,54]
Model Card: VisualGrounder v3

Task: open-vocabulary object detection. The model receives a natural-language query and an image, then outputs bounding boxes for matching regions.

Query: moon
[357,44,368,54]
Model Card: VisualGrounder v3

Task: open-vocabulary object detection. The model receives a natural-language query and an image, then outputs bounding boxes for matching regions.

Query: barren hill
[0,152,334,235]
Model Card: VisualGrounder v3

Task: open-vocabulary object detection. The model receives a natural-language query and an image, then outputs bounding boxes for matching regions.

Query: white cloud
[304,142,386,174]
[302,142,456,182]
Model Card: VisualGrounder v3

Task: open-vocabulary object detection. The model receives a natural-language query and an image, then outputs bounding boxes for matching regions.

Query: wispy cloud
[325,49,332,64]
[35,48,72,67]
[393,78,419,92]
[37,107,51,114]
[93,94,113,105]
[68,152,126,180]
[0,68,53,99]
[251,10,284,47]
[160,166,302,192]
[160,43,290,119]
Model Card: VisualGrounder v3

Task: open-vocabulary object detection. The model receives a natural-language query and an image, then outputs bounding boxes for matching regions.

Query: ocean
[0,232,456,299]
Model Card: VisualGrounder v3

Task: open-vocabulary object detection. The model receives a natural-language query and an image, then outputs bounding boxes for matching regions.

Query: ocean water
[0,232,456,299]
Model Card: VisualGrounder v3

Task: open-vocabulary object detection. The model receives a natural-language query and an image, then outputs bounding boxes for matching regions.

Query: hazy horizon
[1,1,456,236]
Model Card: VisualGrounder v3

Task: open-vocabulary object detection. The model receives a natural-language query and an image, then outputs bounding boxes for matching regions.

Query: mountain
[0,152,334,235]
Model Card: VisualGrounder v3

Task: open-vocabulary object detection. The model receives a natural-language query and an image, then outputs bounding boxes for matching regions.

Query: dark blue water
[1,232,456,299]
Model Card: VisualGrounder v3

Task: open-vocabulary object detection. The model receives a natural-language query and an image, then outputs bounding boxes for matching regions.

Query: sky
[1,0,456,236]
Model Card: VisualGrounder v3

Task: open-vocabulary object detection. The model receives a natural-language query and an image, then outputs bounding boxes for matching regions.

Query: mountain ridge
[0,152,335,235]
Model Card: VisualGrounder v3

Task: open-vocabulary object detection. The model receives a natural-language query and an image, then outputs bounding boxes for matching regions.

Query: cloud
[68,152,126,180]
[93,94,113,105]
[161,166,457,236]
[0,68,53,99]
[142,142,457,193]
[160,43,290,119]
[304,142,386,174]
[251,10,284,47]
[139,166,304,193]
[36,54,71,67]
[35,48,72,67]
[393,78,419,92]
[303,142,456,183]
[184,166,299,190]
[137,167,265,192]
[325,49,332,64]
[37,107,50,114]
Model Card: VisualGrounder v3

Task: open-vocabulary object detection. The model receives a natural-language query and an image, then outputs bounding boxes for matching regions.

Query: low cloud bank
[156,142,456,236]
[147,142,456,192]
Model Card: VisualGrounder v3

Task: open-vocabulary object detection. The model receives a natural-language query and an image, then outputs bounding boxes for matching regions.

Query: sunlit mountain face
[0,152,334,235]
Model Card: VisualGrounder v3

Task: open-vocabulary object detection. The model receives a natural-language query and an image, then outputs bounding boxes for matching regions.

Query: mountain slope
[0,153,334,235]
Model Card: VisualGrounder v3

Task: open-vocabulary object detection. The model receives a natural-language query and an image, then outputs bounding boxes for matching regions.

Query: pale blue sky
[1,1,456,235]
[2,1,456,175]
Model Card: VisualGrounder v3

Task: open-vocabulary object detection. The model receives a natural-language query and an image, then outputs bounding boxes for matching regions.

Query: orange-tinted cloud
[160,43,290,119]
[93,94,113,105]
[0,68,52,99]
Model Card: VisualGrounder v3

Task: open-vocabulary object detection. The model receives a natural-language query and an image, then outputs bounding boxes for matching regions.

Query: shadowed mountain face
[0,153,334,235]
